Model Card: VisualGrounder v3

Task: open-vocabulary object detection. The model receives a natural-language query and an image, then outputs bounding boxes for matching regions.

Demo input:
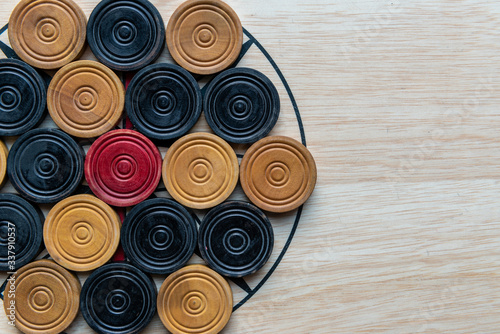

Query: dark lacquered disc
[80,262,157,334]
[0,59,46,136]
[7,128,84,203]
[87,0,165,71]
[125,63,202,140]
[199,201,274,277]
[121,198,198,274]
[204,67,280,144]
[0,194,44,271]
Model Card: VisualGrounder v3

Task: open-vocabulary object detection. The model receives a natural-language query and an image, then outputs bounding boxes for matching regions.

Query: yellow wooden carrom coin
[47,60,125,138]
[162,132,239,209]
[8,0,87,70]
[3,259,80,334]
[157,264,233,334]
[240,136,317,213]
[43,194,121,271]
[166,0,243,75]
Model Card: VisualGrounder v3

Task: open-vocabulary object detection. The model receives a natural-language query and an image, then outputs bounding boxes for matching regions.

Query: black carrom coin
[121,198,198,274]
[7,128,84,203]
[80,262,157,334]
[0,194,43,271]
[0,59,46,136]
[204,67,280,144]
[125,63,202,140]
[199,201,274,278]
[87,0,165,71]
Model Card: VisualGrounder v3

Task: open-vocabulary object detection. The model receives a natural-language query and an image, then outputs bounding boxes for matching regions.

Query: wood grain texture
[1,0,500,333]
[47,60,124,138]
[163,132,239,209]
[166,0,243,75]
[240,136,317,212]
[43,194,121,271]
[0,140,7,188]
[3,259,80,334]
[157,264,233,334]
[8,0,86,69]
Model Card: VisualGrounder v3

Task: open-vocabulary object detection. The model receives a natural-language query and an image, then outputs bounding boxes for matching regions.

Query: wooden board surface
[2,0,500,333]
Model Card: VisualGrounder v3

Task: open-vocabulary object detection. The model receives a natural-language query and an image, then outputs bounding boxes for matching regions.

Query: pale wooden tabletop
[1,0,500,333]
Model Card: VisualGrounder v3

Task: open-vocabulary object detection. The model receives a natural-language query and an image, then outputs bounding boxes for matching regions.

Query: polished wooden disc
[85,129,162,207]
[121,198,198,274]
[162,132,239,209]
[125,63,202,140]
[7,128,85,203]
[157,264,233,334]
[80,262,157,334]
[240,136,317,213]
[3,259,80,334]
[0,140,7,187]
[87,0,165,71]
[0,194,44,271]
[43,194,121,271]
[8,0,87,70]
[203,67,280,144]
[199,201,274,277]
[166,0,243,75]
[47,60,125,138]
[0,59,47,136]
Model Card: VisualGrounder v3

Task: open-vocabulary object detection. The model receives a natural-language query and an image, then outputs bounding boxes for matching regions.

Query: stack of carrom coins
[0,0,317,333]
